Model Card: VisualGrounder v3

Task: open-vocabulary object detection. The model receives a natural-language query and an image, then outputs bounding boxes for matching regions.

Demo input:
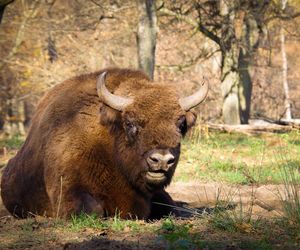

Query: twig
[56,175,63,219]
[156,49,220,71]
[159,7,221,47]
[152,201,202,216]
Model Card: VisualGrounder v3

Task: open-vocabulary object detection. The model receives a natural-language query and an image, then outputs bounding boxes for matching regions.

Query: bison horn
[97,72,133,111]
[179,80,209,111]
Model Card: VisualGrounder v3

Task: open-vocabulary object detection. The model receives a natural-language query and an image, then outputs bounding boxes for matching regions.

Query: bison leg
[51,188,104,218]
[1,160,51,218]
[148,190,180,220]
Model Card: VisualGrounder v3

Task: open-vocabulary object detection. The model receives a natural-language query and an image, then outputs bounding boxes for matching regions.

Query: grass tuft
[279,159,300,227]
[209,186,259,234]
[157,217,195,250]
[70,212,107,231]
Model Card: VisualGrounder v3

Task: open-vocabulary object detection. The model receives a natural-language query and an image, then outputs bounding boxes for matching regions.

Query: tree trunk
[3,98,25,137]
[221,48,242,125]
[221,49,253,125]
[136,0,157,80]
[220,0,244,124]
[238,49,252,124]
[220,2,257,125]
[280,0,292,120]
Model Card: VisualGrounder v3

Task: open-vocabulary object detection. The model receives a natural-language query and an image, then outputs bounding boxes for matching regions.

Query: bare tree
[136,0,157,80]
[160,0,300,124]
[160,1,270,124]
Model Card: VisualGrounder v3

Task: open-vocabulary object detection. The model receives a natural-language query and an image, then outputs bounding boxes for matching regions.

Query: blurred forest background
[0,0,300,137]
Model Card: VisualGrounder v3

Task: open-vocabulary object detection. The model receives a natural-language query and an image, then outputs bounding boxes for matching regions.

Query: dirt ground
[1,179,294,250]
[167,182,286,218]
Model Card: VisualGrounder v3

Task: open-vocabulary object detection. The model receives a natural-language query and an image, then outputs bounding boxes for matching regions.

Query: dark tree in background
[0,0,13,23]
[137,0,157,80]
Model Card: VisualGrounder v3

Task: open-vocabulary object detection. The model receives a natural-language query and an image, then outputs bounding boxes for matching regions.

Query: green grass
[209,201,257,233]
[176,129,300,185]
[109,212,143,232]
[157,217,196,249]
[0,134,24,149]
[70,212,108,231]
[70,212,145,233]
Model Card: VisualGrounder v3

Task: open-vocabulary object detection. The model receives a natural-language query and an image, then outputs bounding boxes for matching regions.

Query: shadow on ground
[64,236,164,250]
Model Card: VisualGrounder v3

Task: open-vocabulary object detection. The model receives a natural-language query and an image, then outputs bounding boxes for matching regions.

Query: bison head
[97,72,208,194]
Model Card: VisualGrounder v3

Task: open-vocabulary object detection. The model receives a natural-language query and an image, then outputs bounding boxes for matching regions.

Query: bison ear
[185,110,197,130]
[99,102,121,128]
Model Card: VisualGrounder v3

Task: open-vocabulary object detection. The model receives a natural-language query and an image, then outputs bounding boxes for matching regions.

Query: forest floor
[0,182,299,250]
[0,130,300,249]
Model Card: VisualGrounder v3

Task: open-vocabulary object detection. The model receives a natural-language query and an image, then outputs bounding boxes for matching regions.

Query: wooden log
[279,119,300,129]
[206,123,295,135]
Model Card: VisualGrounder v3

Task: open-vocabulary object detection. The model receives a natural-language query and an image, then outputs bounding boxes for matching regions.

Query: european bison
[1,68,208,219]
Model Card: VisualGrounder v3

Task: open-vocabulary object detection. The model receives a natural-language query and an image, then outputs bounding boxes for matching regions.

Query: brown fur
[1,68,198,219]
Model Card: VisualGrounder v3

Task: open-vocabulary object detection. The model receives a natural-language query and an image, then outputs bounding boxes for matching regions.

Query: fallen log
[206,123,295,135]
[279,119,300,129]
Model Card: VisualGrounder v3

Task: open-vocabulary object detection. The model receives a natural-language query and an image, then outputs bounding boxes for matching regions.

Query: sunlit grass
[176,128,300,184]
[70,212,108,231]
[69,212,147,233]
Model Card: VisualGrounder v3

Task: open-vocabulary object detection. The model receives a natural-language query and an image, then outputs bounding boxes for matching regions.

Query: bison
[1,68,208,219]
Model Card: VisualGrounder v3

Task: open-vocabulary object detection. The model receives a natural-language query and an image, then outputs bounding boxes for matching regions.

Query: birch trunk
[280,0,292,120]
[136,0,157,80]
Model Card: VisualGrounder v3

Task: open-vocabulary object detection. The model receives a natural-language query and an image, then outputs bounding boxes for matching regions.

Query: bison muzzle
[1,68,208,219]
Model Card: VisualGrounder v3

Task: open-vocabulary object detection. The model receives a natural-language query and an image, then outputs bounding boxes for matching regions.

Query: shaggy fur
[1,68,199,219]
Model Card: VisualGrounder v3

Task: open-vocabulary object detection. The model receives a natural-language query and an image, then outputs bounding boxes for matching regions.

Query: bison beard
[1,68,208,219]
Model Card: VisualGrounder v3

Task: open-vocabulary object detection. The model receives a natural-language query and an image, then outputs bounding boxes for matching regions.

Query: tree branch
[0,0,14,7]
[198,22,221,47]
[265,12,300,23]
[156,49,220,72]
[159,7,221,47]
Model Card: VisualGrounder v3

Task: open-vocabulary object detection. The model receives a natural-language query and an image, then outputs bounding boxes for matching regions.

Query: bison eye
[124,121,138,143]
[177,116,187,136]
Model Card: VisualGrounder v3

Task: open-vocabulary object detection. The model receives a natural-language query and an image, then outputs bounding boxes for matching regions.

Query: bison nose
[147,152,175,171]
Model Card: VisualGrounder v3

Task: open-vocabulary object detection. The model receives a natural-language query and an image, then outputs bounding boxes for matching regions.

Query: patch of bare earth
[167,182,286,218]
